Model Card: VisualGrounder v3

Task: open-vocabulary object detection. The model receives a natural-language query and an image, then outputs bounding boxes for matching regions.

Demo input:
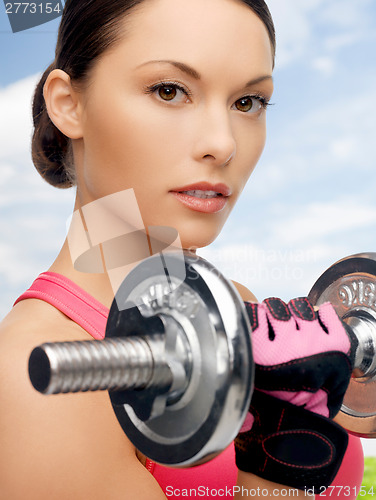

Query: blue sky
[1,1,376,454]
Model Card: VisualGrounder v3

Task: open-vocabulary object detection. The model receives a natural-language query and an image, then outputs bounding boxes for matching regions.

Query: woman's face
[74,0,274,249]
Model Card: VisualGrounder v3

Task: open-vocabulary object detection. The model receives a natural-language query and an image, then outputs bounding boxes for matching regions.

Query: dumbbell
[308,252,376,439]
[28,251,254,467]
[28,251,376,468]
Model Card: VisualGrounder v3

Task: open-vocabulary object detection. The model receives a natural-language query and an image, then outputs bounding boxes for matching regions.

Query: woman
[0,0,363,498]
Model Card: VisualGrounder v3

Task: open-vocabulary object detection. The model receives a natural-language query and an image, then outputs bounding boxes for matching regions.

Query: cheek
[237,117,267,185]
[90,97,189,160]
[81,97,190,192]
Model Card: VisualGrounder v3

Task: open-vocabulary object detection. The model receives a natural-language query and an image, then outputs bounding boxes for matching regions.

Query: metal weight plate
[106,250,254,466]
[308,253,376,438]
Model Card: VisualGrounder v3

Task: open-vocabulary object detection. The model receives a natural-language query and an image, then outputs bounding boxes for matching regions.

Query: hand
[235,297,355,493]
[244,297,355,423]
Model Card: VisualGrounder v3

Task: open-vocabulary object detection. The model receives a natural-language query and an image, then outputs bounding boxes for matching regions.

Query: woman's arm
[231,280,258,303]
[0,301,167,500]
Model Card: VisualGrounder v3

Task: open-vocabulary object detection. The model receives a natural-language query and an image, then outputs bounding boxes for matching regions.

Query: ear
[43,69,83,139]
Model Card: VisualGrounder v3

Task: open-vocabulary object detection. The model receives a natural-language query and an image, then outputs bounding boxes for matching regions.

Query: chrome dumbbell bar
[30,336,157,394]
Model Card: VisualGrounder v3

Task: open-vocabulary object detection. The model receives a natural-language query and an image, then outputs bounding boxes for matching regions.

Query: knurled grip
[28,337,154,395]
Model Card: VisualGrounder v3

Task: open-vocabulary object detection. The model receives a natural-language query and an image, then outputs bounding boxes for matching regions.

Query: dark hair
[32,0,276,188]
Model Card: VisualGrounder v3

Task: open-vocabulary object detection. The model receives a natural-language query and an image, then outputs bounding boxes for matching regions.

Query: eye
[158,85,178,101]
[145,82,191,103]
[233,95,269,114]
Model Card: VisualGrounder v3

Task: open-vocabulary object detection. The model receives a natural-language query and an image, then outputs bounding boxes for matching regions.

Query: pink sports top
[14,272,364,499]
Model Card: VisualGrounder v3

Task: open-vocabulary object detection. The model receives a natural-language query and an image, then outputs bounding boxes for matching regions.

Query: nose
[192,107,237,167]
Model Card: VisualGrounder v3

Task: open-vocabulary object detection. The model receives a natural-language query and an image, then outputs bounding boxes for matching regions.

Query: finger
[264,297,291,322]
[246,302,283,364]
[244,302,259,331]
[317,302,353,356]
[288,297,317,323]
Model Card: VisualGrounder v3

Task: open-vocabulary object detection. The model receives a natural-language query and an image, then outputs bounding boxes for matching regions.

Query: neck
[48,239,115,309]
[48,190,190,308]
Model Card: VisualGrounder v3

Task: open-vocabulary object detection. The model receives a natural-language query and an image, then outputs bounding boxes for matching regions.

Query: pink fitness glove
[235,297,356,493]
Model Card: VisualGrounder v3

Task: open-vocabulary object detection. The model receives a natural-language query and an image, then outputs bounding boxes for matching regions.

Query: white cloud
[0,163,16,186]
[266,0,313,67]
[0,75,75,319]
[317,0,374,29]
[0,74,39,162]
[296,87,376,172]
[311,56,336,77]
[248,77,376,203]
[324,33,364,52]
[272,201,376,246]
[329,137,358,162]
[267,0,374,68]
[198,238,347,303]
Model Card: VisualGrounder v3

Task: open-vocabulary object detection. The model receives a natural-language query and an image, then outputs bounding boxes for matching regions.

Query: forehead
[109,0,273,76]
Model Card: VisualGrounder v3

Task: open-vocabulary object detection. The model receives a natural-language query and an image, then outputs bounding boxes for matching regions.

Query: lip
[170,182,232,197]
[169,182,231,214]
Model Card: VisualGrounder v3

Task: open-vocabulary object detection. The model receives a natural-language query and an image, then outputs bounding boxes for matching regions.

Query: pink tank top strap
[13,272,109,340]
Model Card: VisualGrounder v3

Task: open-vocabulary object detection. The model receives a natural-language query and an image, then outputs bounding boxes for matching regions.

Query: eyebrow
[136,60,273,87]
[137,60,201,80]
[245,74,274,87]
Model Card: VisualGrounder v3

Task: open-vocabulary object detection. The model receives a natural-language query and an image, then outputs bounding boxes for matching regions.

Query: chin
[146,211,228,253]
[178,225,223,252]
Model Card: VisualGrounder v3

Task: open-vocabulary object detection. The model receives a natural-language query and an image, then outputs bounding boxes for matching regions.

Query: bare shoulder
[231,280,258,303]
[0,300,166,499]
[0,298,90,345]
